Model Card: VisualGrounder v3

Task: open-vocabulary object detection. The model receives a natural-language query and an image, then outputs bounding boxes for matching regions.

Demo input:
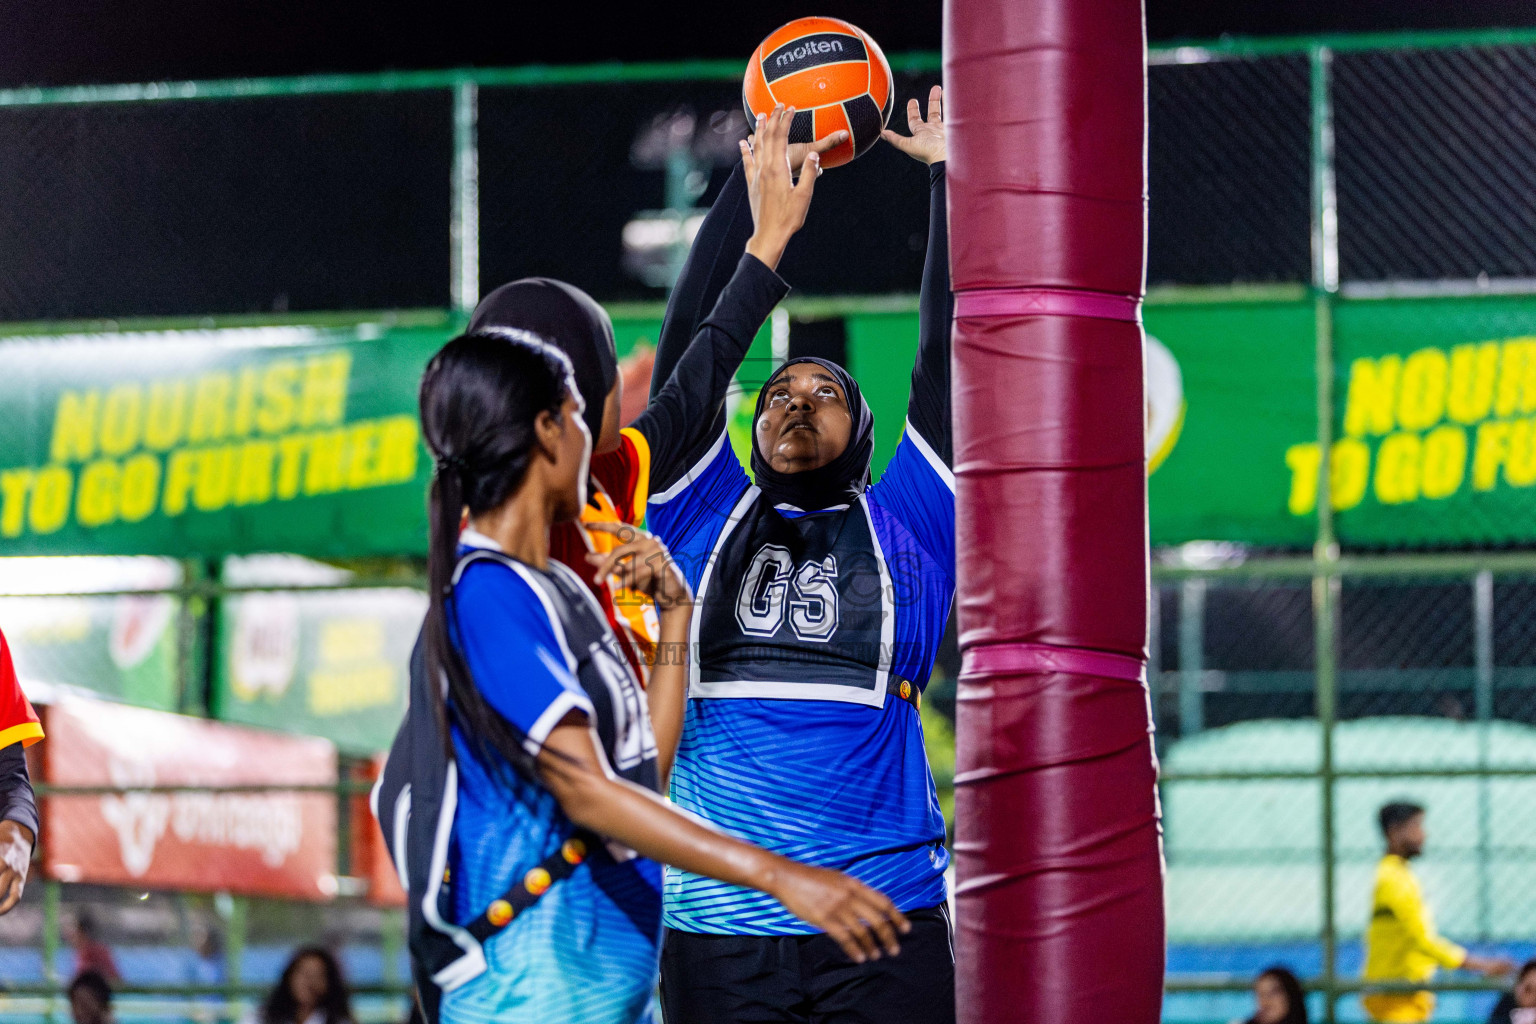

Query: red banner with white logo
[352,755,405,908]
[41,695,338,900]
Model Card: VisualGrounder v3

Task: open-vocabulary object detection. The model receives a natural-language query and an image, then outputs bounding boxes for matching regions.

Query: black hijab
[468,278,617,440]
[750,357,875,511]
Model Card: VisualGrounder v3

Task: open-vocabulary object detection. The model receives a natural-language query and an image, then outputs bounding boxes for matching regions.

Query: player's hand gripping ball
[743,16,894,169]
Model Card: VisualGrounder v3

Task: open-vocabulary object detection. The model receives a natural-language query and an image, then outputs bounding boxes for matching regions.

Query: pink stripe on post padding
[962,641,1147,683]
[954,287,1142,324]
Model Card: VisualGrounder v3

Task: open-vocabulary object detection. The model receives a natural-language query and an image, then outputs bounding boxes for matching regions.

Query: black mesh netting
[0,91,453,320]
[1147,55,1312,287]
[475,71,942,302]
[1335,45,1536,283]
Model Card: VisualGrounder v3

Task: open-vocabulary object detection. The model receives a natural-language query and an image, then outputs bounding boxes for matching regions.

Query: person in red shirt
[0,628,43,914]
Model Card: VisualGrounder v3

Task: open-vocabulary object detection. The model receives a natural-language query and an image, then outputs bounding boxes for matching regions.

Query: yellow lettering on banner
[0,470,33,537]
[1333,437,1371,510]
[144,380,188,450]
[346,422,381,489]
[304,430,347,495]
[1496,338,1536,418]
[1375,431,1422,504]
[163,450,198,516]
[120,455,160,522]
[275,435,308,500]
[76,459,119,527]
[99,384,144,457]
[232,366,260,437]
[299,353,351,428]
[1284,441,1370,514]
[1507,419,1536,488]
[256,361,299,435]
[1448,342,1499,424]
[1421,425,1467,499]
[29,467,72,534]
[50,391,99,463]
[374,416,420,484]
[1285,444,1322,514]
[188,373,233,443]
[234,440,275,505]
[193,446,236,512]
[1473,421,1512,491]
[1344,356,1401,438]
[1397,349,1448,431]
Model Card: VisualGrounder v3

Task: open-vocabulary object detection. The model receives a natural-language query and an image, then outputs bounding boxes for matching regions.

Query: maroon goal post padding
[944,0,1166,1021]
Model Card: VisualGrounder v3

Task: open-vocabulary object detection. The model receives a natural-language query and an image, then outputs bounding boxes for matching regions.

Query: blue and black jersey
[377,532,664,1024]
[641,162,956,934]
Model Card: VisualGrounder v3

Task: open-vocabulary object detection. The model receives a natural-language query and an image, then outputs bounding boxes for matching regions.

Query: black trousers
[659,904,956,1024]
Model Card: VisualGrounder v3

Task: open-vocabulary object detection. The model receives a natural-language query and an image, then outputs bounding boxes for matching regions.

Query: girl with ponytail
[388,322,906,1024]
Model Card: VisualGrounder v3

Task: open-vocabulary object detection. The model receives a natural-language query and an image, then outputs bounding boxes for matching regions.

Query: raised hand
[881,84,947,166]
[788,130,848,178]
[584,522,693,612]
[740,104,820,271]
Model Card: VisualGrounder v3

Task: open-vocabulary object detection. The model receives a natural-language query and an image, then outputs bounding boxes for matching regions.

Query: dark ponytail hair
[418,329,579,775]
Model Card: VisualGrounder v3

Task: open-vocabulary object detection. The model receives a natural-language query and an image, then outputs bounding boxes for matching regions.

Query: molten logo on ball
[744,17,894,169]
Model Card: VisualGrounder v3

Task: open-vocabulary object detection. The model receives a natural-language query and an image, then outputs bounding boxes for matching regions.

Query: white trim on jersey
[688,486,762,694]
[858,493,896,707]
[688,491,895,708]
[451,546,596,753]
[904,417,955,494]
[422,760,488,991]
[650,429,729,505]
[390,782,411,893]
[687,677,887,707]
[524,691,597,754]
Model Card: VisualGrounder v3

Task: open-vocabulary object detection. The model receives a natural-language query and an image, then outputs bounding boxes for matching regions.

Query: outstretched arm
[884,85,952,466]
[650,128,848,396]
[631,105,826,494]
[539,715,907,964]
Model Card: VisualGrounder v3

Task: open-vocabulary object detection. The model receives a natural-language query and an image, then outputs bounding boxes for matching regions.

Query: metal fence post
[451,79,480,316]
[1474,570,1494,940]
[1179,579,1206,735]
[42,879,60,1006]
[1309,42,1341,1024]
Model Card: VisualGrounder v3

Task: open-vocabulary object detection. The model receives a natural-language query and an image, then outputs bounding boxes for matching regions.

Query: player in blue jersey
[649,88,957,1023]
[375,107,906,1024]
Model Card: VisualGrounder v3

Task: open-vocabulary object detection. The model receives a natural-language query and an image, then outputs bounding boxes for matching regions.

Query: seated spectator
[1486,958,1536,1024]
[69,912,120,985]
[68,971,113,1024]
[260,948,353,1024]
[1246,966,1309,1024]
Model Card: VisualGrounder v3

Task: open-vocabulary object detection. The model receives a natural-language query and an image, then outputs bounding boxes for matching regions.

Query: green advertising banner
[215,586,426,753]
[0,318,669,559]
[11,296,1536,558]
[0,325,444,558]
[1,592,181,710]
[1144,301,1318,548]
[1290,297,1536,547]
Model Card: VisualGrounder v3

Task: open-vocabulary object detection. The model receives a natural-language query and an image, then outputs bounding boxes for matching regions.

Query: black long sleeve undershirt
[649,164,755,400]
[908,162,954,467]
[0,744,37,842]
[632,254,788,494]
[637,158,952,491]
[632,162,778,495]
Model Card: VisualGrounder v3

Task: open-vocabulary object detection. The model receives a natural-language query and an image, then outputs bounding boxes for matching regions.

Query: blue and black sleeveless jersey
[436,531,664,1024]
[636,161,956,934]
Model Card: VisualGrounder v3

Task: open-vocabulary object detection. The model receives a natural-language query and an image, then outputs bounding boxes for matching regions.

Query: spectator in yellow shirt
[1362,802,1513,1023]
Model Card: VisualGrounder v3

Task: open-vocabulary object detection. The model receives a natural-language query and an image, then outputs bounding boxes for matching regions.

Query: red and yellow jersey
[0,629,44,750]
[550,427,658,685]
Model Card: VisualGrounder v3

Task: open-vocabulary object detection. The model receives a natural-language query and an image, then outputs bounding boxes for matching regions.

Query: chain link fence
[6,29,1536,1024]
